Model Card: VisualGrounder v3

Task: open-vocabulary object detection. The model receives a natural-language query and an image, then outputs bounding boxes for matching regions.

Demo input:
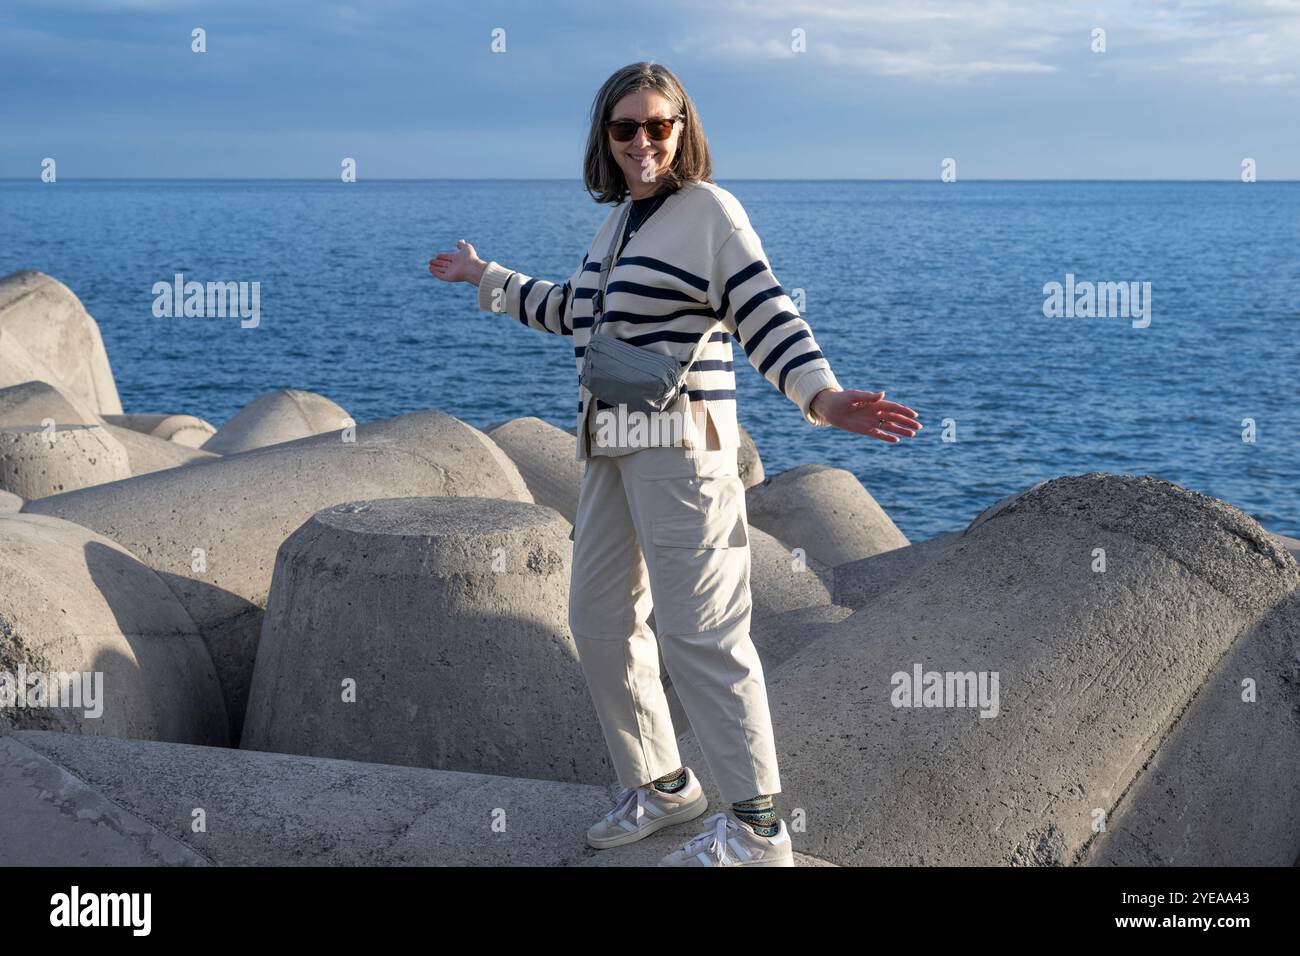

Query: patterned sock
[732,795,779,837]
[652,768,688,793]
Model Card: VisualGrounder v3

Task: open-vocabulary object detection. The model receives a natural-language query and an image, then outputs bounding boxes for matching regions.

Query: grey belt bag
[579,201,711,416]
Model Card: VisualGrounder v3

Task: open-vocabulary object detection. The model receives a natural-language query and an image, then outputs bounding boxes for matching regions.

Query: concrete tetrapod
[0,379,96,428]
[241,496,610,785]
[0,331,86,418]
[201,388,352,455]
[0,512,227,745]
[747,523,835,620]
[833,530,964,610]
[24,410,534,744]
[103,413,217,449]
[746,463,909,567]
[101,423,220,476]
[0,379,200,486]
[0,424,131,498]
[486,416,584,525]
[0,730,835,867]
[0,730,609,866]
[1080,581,1300,866]
[675,473,1300,866]
[0,271,122,416]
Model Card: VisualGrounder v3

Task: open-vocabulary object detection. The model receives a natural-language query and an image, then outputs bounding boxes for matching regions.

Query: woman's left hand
[811,387,922,443]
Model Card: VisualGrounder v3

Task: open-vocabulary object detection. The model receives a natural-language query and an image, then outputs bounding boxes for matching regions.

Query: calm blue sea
[2,179,1297,540]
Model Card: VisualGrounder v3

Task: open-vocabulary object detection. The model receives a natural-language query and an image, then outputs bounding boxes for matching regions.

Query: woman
[429,62,920,867]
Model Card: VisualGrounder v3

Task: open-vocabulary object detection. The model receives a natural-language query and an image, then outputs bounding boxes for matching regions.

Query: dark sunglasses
[606,115,684,142]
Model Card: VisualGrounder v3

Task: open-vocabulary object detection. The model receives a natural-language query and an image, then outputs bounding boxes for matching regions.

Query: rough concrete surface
[0,424,131,498]
[23,410,534,743]
[241,496,610,785]
[201,388,352,456]
[746,463,909,567]
[103,413,216,448]
[747,523,836,620]
[676,473,1300,866]
[0,730,836,867]
[486,416,584,524]
[0,271,122,416]
[3,731,619,866]
[0,512,228,745]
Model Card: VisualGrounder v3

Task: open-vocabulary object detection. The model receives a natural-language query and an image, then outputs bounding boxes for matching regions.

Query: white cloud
[667,0,1300,86]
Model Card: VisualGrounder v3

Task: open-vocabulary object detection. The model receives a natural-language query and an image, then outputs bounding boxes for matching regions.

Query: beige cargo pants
[567,443,782,805]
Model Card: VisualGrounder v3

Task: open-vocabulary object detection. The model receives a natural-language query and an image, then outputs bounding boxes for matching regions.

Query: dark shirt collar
[631,183,679,208]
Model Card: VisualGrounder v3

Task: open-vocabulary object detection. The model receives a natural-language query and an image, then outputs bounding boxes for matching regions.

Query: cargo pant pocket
[650,500,750,637]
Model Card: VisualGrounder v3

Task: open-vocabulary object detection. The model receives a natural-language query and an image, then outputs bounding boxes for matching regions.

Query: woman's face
[608,89,682,197]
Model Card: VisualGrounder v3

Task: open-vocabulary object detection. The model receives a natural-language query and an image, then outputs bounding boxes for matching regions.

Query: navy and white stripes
[476,180,841,461]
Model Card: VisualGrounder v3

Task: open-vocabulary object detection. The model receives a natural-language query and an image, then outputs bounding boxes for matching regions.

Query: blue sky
[2,0,1298,179]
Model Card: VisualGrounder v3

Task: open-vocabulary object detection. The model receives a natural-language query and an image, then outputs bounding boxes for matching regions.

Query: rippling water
[3,179,1296,540]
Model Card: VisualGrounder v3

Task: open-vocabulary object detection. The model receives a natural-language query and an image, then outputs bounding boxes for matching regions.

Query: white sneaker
[586,768,709,849]
[657,809,795,867]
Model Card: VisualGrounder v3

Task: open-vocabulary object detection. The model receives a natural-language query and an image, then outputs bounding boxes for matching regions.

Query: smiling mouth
[628,152,659,162]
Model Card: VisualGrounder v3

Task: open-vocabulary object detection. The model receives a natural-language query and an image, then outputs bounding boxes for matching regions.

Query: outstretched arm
[429,239,583,337]
[708,226,921,443]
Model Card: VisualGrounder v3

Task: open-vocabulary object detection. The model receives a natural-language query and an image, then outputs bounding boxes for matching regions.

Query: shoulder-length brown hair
[583,61,713,205]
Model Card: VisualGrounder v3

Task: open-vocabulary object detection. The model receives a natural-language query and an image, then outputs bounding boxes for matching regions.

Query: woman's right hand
[428,239,487,285]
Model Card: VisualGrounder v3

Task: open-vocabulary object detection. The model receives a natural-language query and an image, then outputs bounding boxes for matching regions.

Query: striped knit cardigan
[476,180,842,461]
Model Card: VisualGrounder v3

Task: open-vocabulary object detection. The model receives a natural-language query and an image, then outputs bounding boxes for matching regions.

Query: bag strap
[589,197,717,395]
[590,202,631,339]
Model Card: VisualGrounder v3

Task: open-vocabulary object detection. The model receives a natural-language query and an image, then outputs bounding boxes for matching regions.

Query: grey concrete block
[751,603,857,671]
[677,473,1300,866]
[103,413,217,449]
[1,730,835,867]
[4,730,617,866]
[0,271,122,416]
[241,496,610,784]
[0,424,131,498]
[748,523,835,620]
[1081,585,1300,865]
[24,410,535,743]
[746,463,909,567]
[833,530,963,609]
[0,381,211,480]
[0,512,228,745]
[102,423,219,476]
[1267,530,1300,565]
[0,331,80,420]
[202,388,352,455]
[0,736,208,866]
[0,379,96,428]
[486,416,583,524]
[0,381,133,496]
